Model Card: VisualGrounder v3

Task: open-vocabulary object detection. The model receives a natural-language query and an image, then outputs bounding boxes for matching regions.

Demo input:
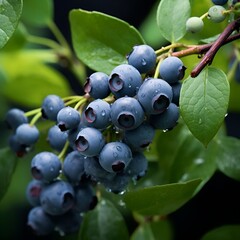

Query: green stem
[200,12,208,20]
[27,35,61,50]
[48,20,71,54]
[58,141,69,162]
[25,108,41,117]
[74,98,87,110]
[30,112,42,126]
[155,43,188,55]
[154,58,163,78]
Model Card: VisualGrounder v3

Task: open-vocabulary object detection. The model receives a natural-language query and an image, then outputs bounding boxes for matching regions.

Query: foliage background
[1,0,240,239]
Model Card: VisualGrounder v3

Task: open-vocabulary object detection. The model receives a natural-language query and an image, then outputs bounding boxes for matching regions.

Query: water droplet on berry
[163,129,169,133]
[101,110,106,116]
[141,59,147,66]
[116,146,122,151]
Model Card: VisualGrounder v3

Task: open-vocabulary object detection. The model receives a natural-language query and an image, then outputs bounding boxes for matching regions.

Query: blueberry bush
[1,0,240,239]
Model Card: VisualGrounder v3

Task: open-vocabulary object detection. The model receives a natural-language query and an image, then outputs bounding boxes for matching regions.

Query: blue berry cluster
[5,44,184,236]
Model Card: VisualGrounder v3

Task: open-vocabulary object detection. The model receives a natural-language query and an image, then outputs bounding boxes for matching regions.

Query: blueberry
[41,94,65,121]
[208,5,226,23]
[62,150,86,184]
[83,99,111,129]
[83,157,116,182]
[108,64,142,98]
[57,106,81,131]
[31,151,61,182]
[171,81,182,106]
[102,173,130,194]
[74,183,98,213]
[27,206,55,236]
[186,17,204,33]
[67,123,84,149]
[84,72,110,99]
[149,103,180,130]
[47,125,68,151]
[127,44,156,73]
[26,179,44,206]
[8,134,27,157]
[125,152,148,181]
[159,56,186,84]
[15,123,39,146]
[75,127,105,157]
[40,180,75,216]
[54,210,82,235]
[99,142,132,173]
[212,0,228,5]
[110,96,145,130]
[123,122,155,151]
[137,78,173,115]
[5,108,28,131]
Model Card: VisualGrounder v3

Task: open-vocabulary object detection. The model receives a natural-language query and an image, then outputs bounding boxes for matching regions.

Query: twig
[190,17,240,78]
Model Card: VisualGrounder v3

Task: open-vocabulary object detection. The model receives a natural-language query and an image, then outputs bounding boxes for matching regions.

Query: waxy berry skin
[108,64,142,98]
[31,151,61,183]
[127,44,156,74]
[41,94,65,121]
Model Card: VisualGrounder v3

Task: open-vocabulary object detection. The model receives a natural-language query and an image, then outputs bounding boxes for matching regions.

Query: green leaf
[180,67,230,146]
[131,220,173,240]
[139,2,167,48]
[124,179,201,216]
[201,225,240,240]
[149,123,216,192]
[79,199,129,240]
[156,0,190,42]
[21,0,53,26]
[215,136,240,181]
[70,9,145,74]
[0,148,18,202]
[0,50,70,107]
[168,134,217,192]
[0,0,23,49]
[1,22,27,51]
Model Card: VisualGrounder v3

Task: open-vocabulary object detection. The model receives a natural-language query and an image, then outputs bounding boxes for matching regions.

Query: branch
[172,32,240,59]
[190,17,240,78]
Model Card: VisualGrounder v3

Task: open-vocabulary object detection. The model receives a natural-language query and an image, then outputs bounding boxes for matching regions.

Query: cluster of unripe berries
[5,44,185,236]
[186,0,234,34]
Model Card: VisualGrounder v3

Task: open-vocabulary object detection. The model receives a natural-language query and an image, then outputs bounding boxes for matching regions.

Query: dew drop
[163,129,169,133]
[194,158,204,165]
[101,110,106,116]
[141,58,147,66]
[225,113,228,117]
[116,146,122,152]
[118,199,126,207]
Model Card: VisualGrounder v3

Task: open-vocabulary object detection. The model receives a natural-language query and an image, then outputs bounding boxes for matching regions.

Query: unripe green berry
[208,5,226,23]
[186,17,204,33]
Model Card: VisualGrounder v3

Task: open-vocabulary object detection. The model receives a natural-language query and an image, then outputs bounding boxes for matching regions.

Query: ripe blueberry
[127,44,156,73]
